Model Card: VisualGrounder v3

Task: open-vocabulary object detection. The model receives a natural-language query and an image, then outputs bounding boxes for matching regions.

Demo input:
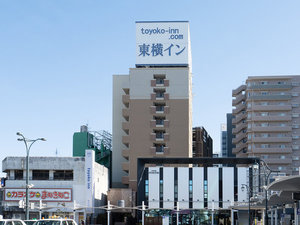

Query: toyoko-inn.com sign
[4,188,72,202]
[136,21,192,66]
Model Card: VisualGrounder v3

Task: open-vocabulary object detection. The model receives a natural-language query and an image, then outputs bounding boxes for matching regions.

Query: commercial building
[192,127,213,157]
[1,150,108,223]
[220,114,235,158]
[137,157,261,225]
[112,21,193,190]
[220,124,227,157]
[232,76,300,175]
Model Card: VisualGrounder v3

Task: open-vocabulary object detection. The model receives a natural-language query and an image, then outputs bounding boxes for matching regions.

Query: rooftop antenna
[55,148,58,156]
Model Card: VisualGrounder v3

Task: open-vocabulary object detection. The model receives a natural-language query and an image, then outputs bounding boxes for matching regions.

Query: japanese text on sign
[4,188,72,202]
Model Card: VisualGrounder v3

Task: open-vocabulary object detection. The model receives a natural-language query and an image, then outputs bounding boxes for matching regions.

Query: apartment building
[232,76,300,175]
[112,21,193,190]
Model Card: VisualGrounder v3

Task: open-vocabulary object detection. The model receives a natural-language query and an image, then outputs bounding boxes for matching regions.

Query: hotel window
[154,74,166,84]
[154,144,165,153]
[280,155,286,159]
[261,81,268,85]
[279,144,286,149]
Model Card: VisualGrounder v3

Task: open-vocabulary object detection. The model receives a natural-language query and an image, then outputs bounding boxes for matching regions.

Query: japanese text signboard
[4,188,72,202]
[136,21,192,67]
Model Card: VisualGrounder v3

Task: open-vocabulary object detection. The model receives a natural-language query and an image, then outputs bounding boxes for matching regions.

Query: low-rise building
[1,150,108,224]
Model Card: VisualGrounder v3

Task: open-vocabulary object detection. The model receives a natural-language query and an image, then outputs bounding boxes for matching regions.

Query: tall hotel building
[112,22,193,190]
[232,76,300,175]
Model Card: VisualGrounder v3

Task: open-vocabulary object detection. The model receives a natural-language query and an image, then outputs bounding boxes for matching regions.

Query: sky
[1,0,300,175]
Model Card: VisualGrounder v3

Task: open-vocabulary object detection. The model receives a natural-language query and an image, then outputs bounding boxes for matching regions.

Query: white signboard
[4,188,72,202]
[85,149,95,213]
[136,21,192,67]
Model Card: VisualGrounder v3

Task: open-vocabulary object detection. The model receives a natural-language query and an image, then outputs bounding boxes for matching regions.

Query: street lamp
[259,159,279,225]
[241,184,251,225]
[16,132,46,220]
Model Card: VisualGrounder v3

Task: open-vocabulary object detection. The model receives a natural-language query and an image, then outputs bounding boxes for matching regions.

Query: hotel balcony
[232,85,246,96]
[122,122,129,133]
[122,136,130,145]
[150,120,170,128]
[150,79,169,87]
[122,162,129,172]
[150,133,169,142]
[122,108,130,119]
[122,149,130,160]
[150,106,170,114]
[122,94,130,104]
[150,146,170,155]
[249,105,292,111]
[151,93,170,101]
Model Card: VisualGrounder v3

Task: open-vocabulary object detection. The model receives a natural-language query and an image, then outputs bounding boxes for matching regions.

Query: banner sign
[136,21,192,67]
[4,188,72,202]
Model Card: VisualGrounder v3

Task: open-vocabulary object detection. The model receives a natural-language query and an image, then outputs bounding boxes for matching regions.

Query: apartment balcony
[232,123,247,134]
[251,137,292,143]
[122,162,129,172]
[248,94,291,101]
[250,126,292,132]
[122,136,130,145]
[122,94,130,104]
[150,120,170,128]
[232,94,246,105]
[250,115,292,122]
[122,108,130,119]
[232,133,246,144]
[232,85,246,96]
[263,158,292,165]
[122,149,130,160]
[122,176,129,185]
[251,147,292,154]
[249,105,292,111]
[150,79,169,87]
[122,122,129,132]
[232,142,247,154]
[248,84,292,90]
[232,113,246,124]
[233,103,246,114]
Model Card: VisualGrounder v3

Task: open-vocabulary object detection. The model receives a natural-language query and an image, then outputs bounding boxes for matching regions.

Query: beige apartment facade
[232,76,300,175]
[112,67,192,190]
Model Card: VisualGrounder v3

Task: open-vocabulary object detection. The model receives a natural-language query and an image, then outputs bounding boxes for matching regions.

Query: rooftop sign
[136,21,192,67]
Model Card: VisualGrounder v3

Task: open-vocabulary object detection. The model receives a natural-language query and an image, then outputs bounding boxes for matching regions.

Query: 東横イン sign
[136,21,192,67]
